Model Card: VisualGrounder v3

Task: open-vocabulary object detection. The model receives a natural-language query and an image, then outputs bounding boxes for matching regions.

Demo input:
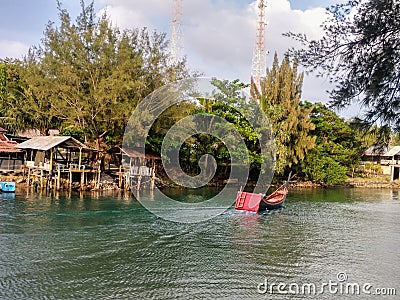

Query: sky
[0,0,360,118]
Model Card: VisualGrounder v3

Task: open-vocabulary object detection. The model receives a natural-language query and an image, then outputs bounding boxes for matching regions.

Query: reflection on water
[0,188,399,299]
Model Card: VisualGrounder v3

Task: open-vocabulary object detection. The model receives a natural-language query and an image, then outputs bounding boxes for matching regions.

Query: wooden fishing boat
[0,181,16,193]
[258,184,288,211]
[235,172,291,213]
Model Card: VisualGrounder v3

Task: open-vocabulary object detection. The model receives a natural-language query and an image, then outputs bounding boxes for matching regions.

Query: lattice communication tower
[251,0,267,92]
[170,0,183,62]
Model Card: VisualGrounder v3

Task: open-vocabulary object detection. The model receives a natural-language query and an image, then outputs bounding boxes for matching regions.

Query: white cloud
[181,0,334,104]
[2,0,353,115]
[0,40,29,59]
[99,0,338,105]
[98,0,171,31]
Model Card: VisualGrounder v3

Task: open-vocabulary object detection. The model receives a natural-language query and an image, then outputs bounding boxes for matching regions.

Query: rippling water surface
[0,188,399,299]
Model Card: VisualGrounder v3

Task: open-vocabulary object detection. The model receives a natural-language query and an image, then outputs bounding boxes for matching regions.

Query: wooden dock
[25,164,102,190]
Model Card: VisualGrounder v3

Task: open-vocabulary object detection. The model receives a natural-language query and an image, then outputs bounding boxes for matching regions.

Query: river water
[0,188,399,299]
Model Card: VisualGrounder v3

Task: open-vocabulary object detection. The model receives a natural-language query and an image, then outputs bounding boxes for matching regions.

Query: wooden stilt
[80,172,84,189]
[118,165,122,188]
[57,168,61,190]
[40,170,43,189]
[49,150,53,172]
[137,175,141,191]
[69,170,72,189]
[124,173,129,190]
[78,147,82,170]
[27,168,31,187]
[151,165,156,190]
[97,166,101,189]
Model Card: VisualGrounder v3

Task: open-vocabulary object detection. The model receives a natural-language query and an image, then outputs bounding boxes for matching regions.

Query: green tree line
[0,1,188,148]
[0,0,385,185]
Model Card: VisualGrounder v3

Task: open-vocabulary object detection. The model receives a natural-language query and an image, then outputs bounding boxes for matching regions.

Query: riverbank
[291,178,400,189]
[343,177,400,188]
[0,171,125,192]
[1,168,400,191]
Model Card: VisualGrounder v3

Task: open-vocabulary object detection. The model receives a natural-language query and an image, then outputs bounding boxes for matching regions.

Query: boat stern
[234,191,263,213]
[0,182,16,193]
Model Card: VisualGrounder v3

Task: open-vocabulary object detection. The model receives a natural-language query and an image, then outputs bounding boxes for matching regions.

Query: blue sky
[0,0,344,54]
[0,0,358,118]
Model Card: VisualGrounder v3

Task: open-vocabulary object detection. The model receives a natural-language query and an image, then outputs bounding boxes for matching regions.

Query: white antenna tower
[251,0,267,93]
[170,0,183,62]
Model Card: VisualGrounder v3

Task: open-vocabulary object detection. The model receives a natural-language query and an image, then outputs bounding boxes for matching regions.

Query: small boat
[258,184,288,211]
[235,172,291,213]
[0,181,16,193]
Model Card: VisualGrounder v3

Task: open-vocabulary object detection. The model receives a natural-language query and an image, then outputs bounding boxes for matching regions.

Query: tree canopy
[301,102,365,184]
[251,53,316,176]
[0,1,189,147]
[287,0,400,130]
[151,78,269,184]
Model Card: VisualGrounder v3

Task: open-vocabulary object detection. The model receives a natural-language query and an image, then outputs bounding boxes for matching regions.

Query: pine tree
[287,0,400,131]
[19,1,188,147]
[252,53,316,175]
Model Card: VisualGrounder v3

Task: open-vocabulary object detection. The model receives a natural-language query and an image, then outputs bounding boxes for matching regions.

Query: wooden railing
[380,159,400,165]
[128,166,154,176]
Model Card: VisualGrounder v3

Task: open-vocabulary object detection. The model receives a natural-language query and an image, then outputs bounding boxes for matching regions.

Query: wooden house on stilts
[106,147,160,190]
[16,136,100,190]
[0,128,24,171]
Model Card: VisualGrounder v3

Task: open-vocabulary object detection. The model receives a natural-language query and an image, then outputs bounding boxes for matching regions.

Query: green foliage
[1,1,189,147]
[204,79,267,172]
[251,53,316,175]
[59,126,85,142]
[0,59,44,134]
[287,0,400,130]
[0,63,5,99]
[156,78,270,181]
[302,149,347,185]
[364,162,382,177]
[301,102,369,184]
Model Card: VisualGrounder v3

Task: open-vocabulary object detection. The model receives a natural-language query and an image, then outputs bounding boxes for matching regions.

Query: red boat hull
[235,172,291,213]
[235,185,288,212]
[234,191,263,212]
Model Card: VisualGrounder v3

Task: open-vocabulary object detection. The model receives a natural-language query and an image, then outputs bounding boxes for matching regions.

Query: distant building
[363,146,400,180]
[17,129,60,138]
[16,136,101,190]
[0,129,24,170]
[16,136,96,171]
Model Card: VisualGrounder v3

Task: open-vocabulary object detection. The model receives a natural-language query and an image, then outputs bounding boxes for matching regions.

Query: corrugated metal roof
[363,145,400,156]
[383,146,400,157]
[364,146,391,156]
[16,136,88,151]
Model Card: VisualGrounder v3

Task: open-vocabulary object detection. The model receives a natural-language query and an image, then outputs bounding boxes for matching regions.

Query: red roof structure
[0,133,22,153]
[0,141,22,153]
